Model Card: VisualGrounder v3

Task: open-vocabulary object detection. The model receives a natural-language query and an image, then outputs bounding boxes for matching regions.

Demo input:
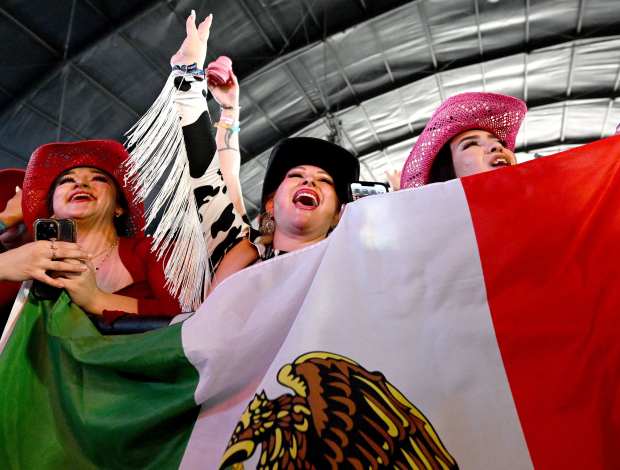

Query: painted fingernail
[15,186,21,193]
[190,9,196,18]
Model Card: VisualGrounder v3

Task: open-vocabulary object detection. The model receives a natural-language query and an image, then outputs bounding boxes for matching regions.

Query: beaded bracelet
[214,122,240,133]
[219,116,236,126]
[171,63,205,78]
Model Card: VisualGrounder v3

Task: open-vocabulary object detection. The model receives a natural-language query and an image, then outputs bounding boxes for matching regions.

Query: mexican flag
[1,136,619,469]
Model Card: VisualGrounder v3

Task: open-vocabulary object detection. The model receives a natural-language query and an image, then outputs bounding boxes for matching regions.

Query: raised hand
[385,169,402,191]
[0,186,23,228]
[170,11,212,68]
[210,71,239,110]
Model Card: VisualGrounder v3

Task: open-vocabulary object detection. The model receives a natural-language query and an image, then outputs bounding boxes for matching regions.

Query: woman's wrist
[220,106,240,121]
[0,213,20,231]
[85,289,107,315]
[171,62,206,79]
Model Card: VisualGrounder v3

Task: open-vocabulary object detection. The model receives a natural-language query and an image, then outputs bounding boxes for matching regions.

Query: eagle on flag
[219,352,458,469]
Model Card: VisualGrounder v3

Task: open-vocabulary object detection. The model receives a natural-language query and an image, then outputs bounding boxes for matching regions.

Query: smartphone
[349,181,390,201]
[32,218,77,300]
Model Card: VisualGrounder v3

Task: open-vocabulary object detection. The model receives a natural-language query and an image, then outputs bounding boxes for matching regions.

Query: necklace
[93,239,119,271]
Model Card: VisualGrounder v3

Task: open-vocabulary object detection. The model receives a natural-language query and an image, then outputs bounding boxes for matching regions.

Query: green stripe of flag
[0,293,200,470]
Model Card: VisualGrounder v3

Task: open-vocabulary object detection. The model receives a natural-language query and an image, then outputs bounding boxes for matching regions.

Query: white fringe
[124,74,208,312]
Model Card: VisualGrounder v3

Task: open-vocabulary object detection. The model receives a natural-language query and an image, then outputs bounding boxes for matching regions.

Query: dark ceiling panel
[0,105,65,161]
[26,68,136,141]
[0,0,107,52]
[0,13,57,96]
[76,32,168,113]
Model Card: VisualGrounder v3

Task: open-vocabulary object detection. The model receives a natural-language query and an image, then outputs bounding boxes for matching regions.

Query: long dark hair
[427,145,456,184]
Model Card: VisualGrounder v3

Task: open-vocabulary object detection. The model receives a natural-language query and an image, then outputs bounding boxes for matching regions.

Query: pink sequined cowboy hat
[400,92,527,189]
[22,140,145,236]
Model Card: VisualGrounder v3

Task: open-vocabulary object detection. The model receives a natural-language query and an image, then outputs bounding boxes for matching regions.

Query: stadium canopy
[1,0,618,218]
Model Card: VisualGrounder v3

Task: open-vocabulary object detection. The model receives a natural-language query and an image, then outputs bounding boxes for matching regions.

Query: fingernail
[15,186,21,193]
[190,9,196,18]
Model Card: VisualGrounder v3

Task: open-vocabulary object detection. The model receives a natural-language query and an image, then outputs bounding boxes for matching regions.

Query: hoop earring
[259,212,275,235]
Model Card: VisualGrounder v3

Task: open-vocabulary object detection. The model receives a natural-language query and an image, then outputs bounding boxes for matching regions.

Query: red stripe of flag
[463,136,620,469]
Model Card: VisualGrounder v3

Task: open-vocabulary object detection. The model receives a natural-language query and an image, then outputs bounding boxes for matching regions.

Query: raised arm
[170,12,251,272]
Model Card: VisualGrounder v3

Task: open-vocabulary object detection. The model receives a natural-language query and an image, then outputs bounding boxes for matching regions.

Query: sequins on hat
[22,140,144,235]
[400,92,527,189]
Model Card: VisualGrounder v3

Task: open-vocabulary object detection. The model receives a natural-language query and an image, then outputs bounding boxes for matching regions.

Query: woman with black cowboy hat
[400,92,527,189]
[0,140,181,325]
[198,136,360,292]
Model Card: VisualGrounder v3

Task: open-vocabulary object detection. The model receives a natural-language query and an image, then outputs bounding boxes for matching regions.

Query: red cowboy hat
[401,92,527,189]
[22,140,144,235]
[0,168,25,212]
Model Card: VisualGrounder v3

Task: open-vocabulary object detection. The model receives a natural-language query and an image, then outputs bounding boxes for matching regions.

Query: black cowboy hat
[260,137,360,208]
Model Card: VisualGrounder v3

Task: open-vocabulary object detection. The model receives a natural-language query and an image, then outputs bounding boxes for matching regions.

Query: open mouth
[69,192,95,202]
[490,155,511,167]
[292,188,320,209]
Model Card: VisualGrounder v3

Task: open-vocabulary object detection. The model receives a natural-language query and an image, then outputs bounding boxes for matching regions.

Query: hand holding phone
[32,218,77,300]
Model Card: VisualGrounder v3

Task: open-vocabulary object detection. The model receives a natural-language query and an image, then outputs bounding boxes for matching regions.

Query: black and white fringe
[124,73,208,312]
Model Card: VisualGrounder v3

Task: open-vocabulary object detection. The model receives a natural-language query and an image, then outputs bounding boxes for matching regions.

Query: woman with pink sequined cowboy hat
[400,92,527,189]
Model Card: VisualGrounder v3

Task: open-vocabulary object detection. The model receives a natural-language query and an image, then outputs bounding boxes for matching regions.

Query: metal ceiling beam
[0,0,164,118]
[517,137,595,154]
[244,87,284,136]
[236,0,321,129]
[240,5,620,95]
[576,0,587,35]
[522,0,530,148]
[324,40,383,148]
[0,143,29,165]
[355,0,368,13]
[560,2,586,143]
[0,84,86,140]
[348,93,620,161]
[522,54,529,148]
[416,1,445,101]
[473,0,486,91]
[239,29,620,163]
[0,5,58,56]
[80,0,168,78]
[599,63,620,138]
[524,0,531,44]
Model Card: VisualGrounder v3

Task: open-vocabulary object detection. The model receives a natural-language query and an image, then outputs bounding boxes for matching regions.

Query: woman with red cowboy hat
[132,12,360,295]
[400,92,527,189]
[0,140,181,324]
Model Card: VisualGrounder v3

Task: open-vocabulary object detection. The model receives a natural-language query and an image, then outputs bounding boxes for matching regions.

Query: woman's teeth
[293,190,319,207]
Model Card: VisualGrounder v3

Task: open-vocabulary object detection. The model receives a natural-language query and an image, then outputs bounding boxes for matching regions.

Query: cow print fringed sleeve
[174,75,250,273]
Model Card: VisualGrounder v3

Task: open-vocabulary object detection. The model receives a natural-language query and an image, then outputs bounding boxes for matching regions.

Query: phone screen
[349,181,389,201]
[32,218,76,300]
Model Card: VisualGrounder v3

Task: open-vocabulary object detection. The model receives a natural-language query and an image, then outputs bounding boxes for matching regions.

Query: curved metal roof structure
[1,0,619,217]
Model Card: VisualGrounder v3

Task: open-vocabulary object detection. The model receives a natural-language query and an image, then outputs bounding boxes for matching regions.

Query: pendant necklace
[94,239,119,271]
